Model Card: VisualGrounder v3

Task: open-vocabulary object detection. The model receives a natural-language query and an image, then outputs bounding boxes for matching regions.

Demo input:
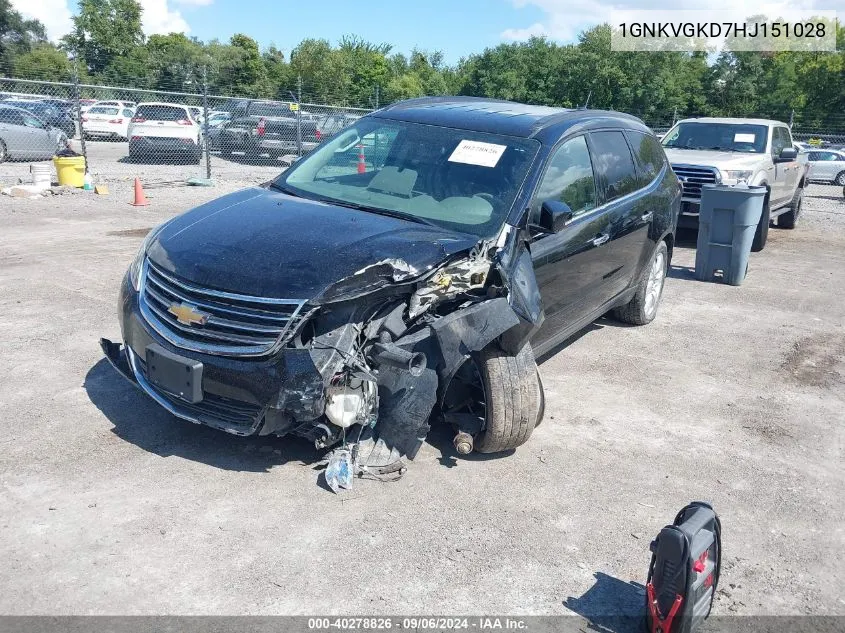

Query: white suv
[128,102,202,163]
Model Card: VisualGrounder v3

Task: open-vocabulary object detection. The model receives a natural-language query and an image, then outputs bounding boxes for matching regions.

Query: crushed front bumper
[102,276,328,437]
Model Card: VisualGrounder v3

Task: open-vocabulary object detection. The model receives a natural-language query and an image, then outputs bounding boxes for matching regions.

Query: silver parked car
[807,149,845,185]
[0,105,68,162]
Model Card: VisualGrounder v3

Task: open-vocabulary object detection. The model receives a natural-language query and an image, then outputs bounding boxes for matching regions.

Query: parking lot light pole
[202,66,211,180]
[69,55,88,172]
[297,75,303,157]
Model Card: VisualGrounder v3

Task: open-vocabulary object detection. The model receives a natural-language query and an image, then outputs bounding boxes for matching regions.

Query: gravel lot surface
[0,174,843,620]
[0,139,287,198]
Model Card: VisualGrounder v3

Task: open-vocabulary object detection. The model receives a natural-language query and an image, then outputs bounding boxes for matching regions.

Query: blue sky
[184,0,547,62]
[14,0,840,64]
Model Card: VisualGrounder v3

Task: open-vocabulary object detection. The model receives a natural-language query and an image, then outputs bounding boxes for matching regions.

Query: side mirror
[537,199,574,233]
[776,147,798,163]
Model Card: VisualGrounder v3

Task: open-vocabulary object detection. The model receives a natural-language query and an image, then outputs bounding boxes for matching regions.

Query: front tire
[473,343,541,454]
[0,139,7,163]
[835,171,845,186]
[612,240,668,326]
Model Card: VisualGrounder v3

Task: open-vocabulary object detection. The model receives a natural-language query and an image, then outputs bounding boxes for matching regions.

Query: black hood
[147,187,479,302]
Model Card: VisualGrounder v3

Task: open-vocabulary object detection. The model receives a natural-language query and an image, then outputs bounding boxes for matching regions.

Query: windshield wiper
[268,181,302,197]
[705,146,736,151]
[320,199,437,227]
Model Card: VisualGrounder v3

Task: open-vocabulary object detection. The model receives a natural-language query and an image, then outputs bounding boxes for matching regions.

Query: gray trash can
[695,184,766,286]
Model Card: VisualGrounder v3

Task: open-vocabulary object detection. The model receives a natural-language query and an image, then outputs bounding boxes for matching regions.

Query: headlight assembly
[722,170,753,183]
[129,222,168,291]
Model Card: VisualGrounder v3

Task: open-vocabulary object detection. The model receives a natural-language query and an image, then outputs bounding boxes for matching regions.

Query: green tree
[262,45,290,98]
[13,44,74,81]
[289,38,342,103]
[0,0,47,70]
[62,0,144,75]
[144,33,204,92]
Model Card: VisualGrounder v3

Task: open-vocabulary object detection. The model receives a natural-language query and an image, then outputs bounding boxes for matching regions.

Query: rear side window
[135,105,188,121]
[0,108,23,125]
[589,131,640,202]
[532,135,597,220]
[626,131,667,187]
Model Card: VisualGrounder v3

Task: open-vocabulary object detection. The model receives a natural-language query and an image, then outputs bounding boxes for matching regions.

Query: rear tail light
[315,130,323,141]
[256,118,266,136]
[130,136,142,141]
[176,119,193,126]
[131,117,146,123]
[108,118,123,124]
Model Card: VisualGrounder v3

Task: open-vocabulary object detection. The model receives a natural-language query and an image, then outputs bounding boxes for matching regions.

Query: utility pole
[374,84,380,110]
[202,65,211,180]
[70,58,88,171]
[672,107,678,127]
[789,109,795,130]
[295,75,303,157]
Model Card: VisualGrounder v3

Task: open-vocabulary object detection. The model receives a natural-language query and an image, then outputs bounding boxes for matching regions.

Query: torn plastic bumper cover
[101,224,544,471]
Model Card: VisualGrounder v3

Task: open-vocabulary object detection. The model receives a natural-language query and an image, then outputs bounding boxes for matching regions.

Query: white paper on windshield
[734,133,756,143]
[448,140,507,168]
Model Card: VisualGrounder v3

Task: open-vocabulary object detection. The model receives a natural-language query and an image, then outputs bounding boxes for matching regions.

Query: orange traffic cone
[356,144,366,174]
[130,177,149,207]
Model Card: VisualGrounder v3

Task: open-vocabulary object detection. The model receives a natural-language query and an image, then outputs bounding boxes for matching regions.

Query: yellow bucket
[53,156,86,188]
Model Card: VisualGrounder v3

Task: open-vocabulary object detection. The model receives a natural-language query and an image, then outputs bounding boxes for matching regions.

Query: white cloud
[501,22,549,40]
[140,0,191,35]
[501,0,838,42]
[10,0,73,41]
[11,0,195,41]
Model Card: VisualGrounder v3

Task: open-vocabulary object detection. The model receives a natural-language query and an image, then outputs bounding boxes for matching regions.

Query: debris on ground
[324,448,354,493]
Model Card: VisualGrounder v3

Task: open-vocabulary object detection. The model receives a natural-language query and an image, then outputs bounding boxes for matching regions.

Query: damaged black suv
[102,97,679,476]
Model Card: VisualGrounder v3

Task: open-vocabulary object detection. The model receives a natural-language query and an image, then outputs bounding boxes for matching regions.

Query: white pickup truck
[662,117,808,251]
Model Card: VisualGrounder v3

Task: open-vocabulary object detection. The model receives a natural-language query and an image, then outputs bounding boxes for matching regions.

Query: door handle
[641,211,654,222]
[592,234,610,247]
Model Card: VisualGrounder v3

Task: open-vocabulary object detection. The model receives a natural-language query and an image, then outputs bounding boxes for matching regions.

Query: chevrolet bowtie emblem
[168,303,209,326]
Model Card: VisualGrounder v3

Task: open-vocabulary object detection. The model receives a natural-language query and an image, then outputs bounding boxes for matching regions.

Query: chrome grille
[672,165,719,200]
[140,259,307,356]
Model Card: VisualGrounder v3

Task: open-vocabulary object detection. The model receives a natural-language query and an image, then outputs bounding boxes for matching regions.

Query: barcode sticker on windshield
[448,140,507,168]
[734,133,756,143]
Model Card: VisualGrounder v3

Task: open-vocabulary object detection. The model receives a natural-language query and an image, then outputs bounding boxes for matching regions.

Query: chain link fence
[0,76,370,190]
[1,75,844,190]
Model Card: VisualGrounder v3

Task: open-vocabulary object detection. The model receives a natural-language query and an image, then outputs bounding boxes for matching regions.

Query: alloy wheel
[644,250,667,318]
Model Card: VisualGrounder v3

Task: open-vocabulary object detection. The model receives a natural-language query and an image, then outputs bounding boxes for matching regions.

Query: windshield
[277,118,539,238]
[662,122,768,153]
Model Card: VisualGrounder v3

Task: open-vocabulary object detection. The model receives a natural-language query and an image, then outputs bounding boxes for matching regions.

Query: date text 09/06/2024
[307,617,528,630]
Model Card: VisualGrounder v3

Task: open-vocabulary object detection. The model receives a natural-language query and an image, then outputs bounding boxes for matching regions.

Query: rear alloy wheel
[443,342,541,455]
[835,171,845,187]
[0,139,7,163]
[612,240,668,326]
[778,187,803,229]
